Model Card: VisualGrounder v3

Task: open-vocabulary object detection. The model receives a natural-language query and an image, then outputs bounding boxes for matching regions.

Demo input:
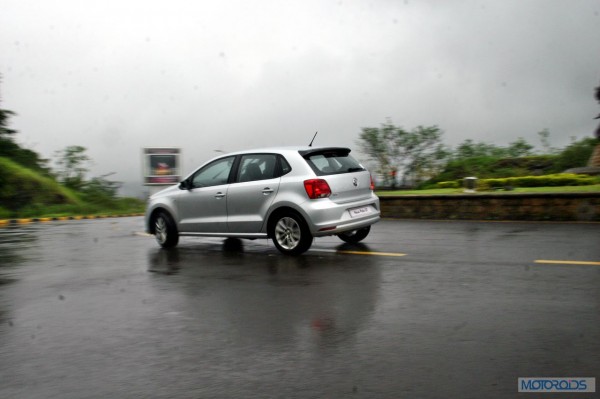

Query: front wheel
[338,226,371,244]
[270,212,313,255]
[154,212,179,248]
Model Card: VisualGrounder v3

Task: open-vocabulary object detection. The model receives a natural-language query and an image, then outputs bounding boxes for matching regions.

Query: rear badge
[352,178,358,187]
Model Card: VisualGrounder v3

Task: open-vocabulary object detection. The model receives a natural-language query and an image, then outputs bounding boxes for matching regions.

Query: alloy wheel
[275,217,301,250]
[155,216,167,245]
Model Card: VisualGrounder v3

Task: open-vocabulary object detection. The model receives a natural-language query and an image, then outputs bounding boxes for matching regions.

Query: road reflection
[0,226,38,284]
[145,239,383,352]
[0,226,40,337]
[147,247,181,275]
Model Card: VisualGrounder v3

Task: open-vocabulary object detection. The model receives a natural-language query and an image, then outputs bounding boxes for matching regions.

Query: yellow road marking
[535,260,600,266]
[312,248,407,257]
[338,250,407,257]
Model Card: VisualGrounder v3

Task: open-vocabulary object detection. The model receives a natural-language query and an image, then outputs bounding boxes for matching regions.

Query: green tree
[54,145,91,190]
[0,139,50,173]
[358,123,394,185]
[79,172,122,205]
[0,77,50,173]
[0,75,17,139]
[455,139,506,159]
[536,128,560,154]
[454,137,533,159]
[403,127,450,184]
[426,136,543,184]
[358,121,448,186]
[506,137,534,157]
[553,137,597,171]
[594,84,600,139]
[0,108,16,138]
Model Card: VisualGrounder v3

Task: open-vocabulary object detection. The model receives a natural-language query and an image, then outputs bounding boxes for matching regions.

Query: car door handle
[215,192,226,199]
[262,187,274,195]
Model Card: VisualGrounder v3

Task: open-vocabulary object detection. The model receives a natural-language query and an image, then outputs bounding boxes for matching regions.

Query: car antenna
[308,131,318,147]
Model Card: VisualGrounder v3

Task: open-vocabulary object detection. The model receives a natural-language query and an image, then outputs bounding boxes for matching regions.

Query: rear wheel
[338,226,370,244]
[154,212,179,248]
[270,211,313,255]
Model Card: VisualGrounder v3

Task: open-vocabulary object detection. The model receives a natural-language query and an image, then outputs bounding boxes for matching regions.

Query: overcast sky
[1,0,599,195]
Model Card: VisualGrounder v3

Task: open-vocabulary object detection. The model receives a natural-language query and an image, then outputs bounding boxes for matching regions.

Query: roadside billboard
[143,148,181,185]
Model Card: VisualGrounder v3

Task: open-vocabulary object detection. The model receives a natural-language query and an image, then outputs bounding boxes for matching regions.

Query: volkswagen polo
[145,147,380,255]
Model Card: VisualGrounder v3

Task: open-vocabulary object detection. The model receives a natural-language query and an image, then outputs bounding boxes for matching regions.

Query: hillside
[0,156,82,217]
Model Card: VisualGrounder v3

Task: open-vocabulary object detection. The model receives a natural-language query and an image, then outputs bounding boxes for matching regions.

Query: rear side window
[237,154,278,182]
[235,154,292,183]
[302,149,365,176]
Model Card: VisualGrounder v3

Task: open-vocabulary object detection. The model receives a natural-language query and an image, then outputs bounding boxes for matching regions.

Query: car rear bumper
[299,194,381,236]
[312,214,381,237]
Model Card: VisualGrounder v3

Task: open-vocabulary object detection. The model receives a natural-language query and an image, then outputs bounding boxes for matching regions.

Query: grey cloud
[1,0,599,196]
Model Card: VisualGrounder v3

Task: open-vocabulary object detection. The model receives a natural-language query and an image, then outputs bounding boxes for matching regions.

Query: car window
[237,154,279,182]
[191,156,234,188]
[279,155,292,176]
[303,150,365,176]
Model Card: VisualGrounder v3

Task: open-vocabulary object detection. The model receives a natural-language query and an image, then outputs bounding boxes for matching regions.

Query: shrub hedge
[436,174,600,190]
[436,181,461,189]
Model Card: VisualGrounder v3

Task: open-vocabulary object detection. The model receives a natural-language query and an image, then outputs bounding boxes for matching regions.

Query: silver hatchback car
[145,147,380,255]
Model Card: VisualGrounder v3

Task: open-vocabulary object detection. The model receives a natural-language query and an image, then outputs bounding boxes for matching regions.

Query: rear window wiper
[347,167,365,172]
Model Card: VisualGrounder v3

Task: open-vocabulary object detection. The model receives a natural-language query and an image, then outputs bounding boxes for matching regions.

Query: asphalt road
[0,217,599,398]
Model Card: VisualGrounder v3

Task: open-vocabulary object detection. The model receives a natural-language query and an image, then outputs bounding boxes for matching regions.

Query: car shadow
[335,242,372,252]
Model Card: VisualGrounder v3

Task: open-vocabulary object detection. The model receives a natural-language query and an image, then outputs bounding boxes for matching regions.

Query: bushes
[425,137,599,186]
[0,206,11,219]
[436,173,600,190]
[502,174,598,188]
[429,156,500,183]
[436,181,461,189]
[493,155,558,174]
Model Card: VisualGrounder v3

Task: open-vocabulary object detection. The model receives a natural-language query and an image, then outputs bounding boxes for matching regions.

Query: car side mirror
[179,179,191,190]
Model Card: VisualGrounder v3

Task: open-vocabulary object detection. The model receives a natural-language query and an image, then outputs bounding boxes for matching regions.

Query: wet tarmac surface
[0,217,599,398]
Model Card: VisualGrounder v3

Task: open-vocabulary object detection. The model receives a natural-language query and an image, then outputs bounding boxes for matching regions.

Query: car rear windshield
[300,148,365,176]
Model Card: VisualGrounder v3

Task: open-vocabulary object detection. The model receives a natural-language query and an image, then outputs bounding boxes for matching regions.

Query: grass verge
[377,184,600,196]
[0,197,145,220]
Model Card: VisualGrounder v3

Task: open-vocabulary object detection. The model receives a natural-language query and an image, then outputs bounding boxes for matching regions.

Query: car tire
[154,211,179,248]
[270,211,313,255]
[338,226,371,244]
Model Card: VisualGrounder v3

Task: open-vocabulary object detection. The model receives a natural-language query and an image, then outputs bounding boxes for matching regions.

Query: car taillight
[370,174,375,191]
[304,179,331,199]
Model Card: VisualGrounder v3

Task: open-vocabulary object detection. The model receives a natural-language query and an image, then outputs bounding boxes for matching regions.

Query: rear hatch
[299,147,373,204]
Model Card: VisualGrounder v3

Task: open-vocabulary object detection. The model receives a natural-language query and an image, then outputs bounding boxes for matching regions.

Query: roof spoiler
[298,147,351,158]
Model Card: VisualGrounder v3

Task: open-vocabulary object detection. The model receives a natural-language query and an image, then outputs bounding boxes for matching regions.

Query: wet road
[0,217,599,398]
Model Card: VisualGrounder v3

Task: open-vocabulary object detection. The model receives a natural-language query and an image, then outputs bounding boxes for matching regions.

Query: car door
[176,156,235,233]
[226,153,285,233]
